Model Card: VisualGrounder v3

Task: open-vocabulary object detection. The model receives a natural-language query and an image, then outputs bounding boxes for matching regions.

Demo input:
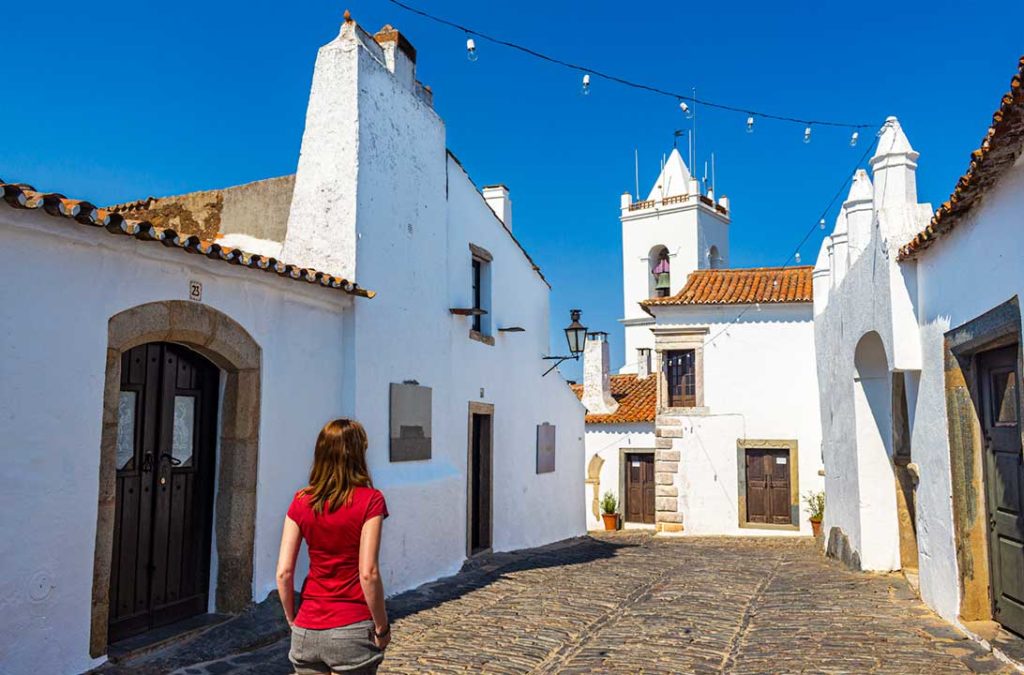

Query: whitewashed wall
[0,211,353,675]
[282,19,585,597]
[652,304,824,535]
[0,19,586,674]
[583,424,657,530]
[812,117,978,620]
[911,155,1024,621]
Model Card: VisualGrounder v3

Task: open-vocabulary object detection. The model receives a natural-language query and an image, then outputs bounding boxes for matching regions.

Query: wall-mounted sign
[776,456,788,464]
[389,383,432,462]
[536,423,556,474]
[189,280,203,302]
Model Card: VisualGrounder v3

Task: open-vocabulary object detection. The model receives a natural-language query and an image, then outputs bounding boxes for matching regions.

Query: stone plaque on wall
[389,383,432,462]
[536,422,556,474]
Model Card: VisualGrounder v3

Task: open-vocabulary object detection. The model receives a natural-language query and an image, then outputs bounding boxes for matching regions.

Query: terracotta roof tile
[570,374,656,424]
[898,56,1024,261]
[0,180,373,298]
[642,266,814,307]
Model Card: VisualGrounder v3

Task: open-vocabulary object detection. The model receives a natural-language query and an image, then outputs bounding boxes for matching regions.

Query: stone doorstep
[93,594,290,674]
[106,613,231,664]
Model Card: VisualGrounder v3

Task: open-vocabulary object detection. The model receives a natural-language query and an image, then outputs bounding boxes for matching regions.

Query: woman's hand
[373,624,391,651]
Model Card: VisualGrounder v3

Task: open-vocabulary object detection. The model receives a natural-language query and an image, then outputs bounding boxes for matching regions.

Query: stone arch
[586,454,605,520]
[90,301,261,656]
[851,331,900,570]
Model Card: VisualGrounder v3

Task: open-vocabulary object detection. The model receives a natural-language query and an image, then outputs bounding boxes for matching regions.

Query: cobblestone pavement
[172,533,1013,674]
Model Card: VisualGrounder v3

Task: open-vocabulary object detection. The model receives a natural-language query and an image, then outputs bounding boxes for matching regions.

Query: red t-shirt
[287,486,389,629]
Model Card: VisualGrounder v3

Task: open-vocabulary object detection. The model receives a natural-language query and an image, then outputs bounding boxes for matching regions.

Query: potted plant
[600,491,619,531]
[803,490,825,537]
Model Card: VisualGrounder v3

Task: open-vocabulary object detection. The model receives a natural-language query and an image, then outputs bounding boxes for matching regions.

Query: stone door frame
[90,301,261,656]
[736,439,801,531]
[944,297,1021,624]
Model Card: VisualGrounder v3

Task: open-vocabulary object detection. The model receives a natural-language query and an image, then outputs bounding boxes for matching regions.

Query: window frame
[653,327,708,411]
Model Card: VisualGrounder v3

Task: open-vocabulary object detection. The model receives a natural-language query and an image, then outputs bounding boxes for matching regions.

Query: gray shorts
[289,621,383,674]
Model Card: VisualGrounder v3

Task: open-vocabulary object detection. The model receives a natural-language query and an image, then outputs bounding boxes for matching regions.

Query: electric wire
[385,0,873,130]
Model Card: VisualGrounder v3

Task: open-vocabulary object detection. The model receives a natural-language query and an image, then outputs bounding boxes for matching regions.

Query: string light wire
[698,125,884,350]
[385,0,873,131]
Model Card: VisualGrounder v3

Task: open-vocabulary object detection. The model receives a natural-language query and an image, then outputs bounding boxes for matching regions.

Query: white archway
[852,332,901,570]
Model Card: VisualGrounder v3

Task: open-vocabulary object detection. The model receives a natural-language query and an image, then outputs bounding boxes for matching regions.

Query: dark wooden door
[625,453,655,524]
[745,449,792,525]
[979,345,1024,636]
[109,343,219,643]
[470,413,493,554]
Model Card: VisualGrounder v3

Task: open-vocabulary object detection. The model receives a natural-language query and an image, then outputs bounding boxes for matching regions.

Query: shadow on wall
[826,527,863,570]
[386,536,638,624]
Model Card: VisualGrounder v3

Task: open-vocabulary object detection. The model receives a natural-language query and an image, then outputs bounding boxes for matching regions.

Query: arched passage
[90,301,261,656]
[852,332,900,570]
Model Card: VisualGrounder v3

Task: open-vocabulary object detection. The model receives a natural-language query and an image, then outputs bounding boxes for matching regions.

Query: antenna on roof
[634,148,640,200]
[712,152,716,197]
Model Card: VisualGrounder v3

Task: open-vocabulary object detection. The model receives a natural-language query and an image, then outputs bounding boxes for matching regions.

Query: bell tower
[619,148,731,372]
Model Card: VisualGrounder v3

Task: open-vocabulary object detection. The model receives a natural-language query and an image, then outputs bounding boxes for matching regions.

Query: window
[472,258,484,333]
[665,349,696,407]
[468,243,493,340]
[708,245,723,269]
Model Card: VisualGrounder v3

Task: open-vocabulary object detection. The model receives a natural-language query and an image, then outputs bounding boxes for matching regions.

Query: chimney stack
[636,348,652,379]
[582,333,619,415]
[483,185,512,230]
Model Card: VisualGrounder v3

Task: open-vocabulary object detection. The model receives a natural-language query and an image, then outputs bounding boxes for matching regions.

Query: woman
[277,419,391,675]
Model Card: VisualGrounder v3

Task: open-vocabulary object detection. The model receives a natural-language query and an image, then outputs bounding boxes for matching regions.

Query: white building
[0,17,584,674]
[814,57,1024,639]
[578,151,824,535]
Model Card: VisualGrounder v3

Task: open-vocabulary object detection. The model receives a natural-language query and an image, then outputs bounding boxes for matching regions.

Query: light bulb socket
[803,127,812,144]
[746,116,754,133]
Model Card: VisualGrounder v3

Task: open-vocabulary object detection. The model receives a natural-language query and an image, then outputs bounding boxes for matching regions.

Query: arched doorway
[649,245,670,298]
[852,332,900,570]
[109,342,220,642]
[91,301,261,656]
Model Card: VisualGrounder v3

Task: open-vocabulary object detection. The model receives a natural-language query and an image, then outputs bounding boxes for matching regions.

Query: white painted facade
[647,304,825,535]
[816,97,1024,628]
[583,149,823,535]
[619,150,730,369]
[0,18,584,675]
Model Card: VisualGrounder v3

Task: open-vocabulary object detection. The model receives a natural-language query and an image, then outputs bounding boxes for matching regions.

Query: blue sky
[3,1,1020,380]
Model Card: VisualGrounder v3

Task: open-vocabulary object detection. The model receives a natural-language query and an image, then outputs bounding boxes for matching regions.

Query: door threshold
[107,613,230,663]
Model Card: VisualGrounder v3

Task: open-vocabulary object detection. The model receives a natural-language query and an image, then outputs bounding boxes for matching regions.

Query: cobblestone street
[169,533,1010,674]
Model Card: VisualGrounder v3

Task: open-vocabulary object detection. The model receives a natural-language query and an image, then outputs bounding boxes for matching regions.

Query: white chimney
[582,333,619,415]
[636,348,652,379]
[483,185,512,230]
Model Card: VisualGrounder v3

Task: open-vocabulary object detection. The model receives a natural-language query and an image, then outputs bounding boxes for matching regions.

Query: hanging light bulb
[795,252,802,263]
[581,73,591,96]
[466,37,478,62]
[755,302,762,312]
[819,218,826,230]
[849,131,859,147]
[803,126,812,144]
[679,101,694,119]
[746,116,755,134]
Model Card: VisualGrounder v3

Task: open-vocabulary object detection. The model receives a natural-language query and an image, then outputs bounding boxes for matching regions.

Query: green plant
[600,491,618,515]
[803,490,825,521]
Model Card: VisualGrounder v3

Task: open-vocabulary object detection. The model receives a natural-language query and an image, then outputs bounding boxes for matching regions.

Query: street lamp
[543,309,588,376]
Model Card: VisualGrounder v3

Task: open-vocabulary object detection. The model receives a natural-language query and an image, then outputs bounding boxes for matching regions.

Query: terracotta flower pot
[602,513,618,531]
[810,518,823,538]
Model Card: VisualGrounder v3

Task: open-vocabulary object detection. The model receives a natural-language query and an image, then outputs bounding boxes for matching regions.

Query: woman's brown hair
[302,419,373,515]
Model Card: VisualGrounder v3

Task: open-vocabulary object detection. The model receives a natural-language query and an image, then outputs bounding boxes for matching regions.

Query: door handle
[159,453,183,467]
[141,451,154,472]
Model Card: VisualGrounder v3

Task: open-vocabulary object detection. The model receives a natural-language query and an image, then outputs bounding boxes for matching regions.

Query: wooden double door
[745,448,792,525]
[624,453,655,524]
[979,345,1024,636]
[109,343,219,643]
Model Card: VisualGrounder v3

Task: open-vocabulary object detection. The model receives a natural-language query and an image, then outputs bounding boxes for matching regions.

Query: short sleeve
[287,491,307,528]
[365,489,389,522]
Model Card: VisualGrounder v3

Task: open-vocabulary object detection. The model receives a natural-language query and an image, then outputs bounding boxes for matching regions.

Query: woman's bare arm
[359,515,389,649]
[276,516,302,625]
